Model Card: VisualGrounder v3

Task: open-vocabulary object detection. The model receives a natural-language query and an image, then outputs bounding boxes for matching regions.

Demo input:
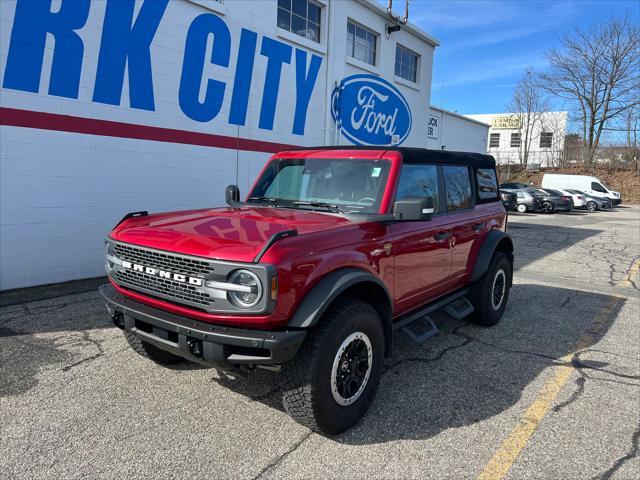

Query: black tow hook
[112,311,124,329]
[187,338,203,358]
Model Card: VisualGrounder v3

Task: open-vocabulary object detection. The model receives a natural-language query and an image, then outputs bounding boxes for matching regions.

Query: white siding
[465,112,568,166]
[426,107,489,153]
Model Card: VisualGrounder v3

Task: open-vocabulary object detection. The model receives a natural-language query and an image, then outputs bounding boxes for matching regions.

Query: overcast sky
[404,0,639,115]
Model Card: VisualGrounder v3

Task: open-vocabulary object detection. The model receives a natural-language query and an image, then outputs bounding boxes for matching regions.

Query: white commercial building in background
[427,106,489,153]
[465,111,568,167]
[0,0,441,290]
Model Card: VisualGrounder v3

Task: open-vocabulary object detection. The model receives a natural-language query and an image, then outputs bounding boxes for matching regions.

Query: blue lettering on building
[2,0,323,136]
[331,74,412,146]
[228,29,258,127]
[93,0,168,111]
[179,14,231,122]
[3,0,90,99]
[258,37,292,131]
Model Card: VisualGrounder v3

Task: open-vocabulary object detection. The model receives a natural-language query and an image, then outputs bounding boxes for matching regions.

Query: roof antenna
[387,0,409,34]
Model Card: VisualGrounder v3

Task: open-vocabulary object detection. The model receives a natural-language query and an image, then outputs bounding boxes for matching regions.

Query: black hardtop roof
[284,146,496,168]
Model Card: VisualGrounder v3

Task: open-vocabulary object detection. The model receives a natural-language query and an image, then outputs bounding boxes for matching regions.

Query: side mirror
[393,196,434,221]
[225,184,240,206]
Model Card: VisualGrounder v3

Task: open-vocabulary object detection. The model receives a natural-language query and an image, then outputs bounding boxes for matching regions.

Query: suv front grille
[112,243,214,308]
[114,243,212,277]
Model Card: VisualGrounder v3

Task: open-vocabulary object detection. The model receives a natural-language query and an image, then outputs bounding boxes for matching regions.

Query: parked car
[558,189,586,208]
[512,189,542,213]
[499,189,517,211]
[500,182,531,190]
[528,188,573,213]
[100,147,513,434]
[541,174,621,205]
[565,189,612,211]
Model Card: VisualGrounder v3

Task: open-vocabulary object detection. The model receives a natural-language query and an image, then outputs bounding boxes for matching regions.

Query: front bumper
[100,284,306,369]
[612,198,622,205]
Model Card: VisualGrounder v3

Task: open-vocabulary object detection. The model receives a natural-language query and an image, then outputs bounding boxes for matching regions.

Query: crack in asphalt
[594,423,640,480]
[382,335,472,374]
[252,431,313,480]
[61,331,105,372]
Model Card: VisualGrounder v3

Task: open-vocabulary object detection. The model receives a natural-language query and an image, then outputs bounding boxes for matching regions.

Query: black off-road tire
[468,252,512,326]
[124,330,184,365]
[280,298,385,435]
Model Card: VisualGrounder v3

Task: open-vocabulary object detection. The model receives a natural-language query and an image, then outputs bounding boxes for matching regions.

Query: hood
[110,206,352,262]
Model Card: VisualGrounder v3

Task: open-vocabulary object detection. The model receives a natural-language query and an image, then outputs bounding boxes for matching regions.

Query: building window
[347,21,377,66]
[395,45,418,82]
[278,0,321,43]
[510,132,521,148]
[489,133,500,148]
[540,132,553,148]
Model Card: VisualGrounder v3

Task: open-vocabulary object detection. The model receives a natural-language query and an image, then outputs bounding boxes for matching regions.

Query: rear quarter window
[443,165,473,212]
[476,168,499,203]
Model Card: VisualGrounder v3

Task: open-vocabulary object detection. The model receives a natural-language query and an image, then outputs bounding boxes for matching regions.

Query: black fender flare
[287,268,393,354]
[471,230,514,282]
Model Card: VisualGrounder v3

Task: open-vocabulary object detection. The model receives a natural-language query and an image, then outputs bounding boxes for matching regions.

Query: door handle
[434,232,451,241]
[472,223,485,232]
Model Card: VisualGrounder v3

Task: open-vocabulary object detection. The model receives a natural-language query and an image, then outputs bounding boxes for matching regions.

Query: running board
[402,316,439,344]
[393,288,474,345]
[445,296,474,320]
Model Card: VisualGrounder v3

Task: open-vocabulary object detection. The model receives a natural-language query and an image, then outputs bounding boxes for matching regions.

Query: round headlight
[105,242,113,272]
[227,269,262,309]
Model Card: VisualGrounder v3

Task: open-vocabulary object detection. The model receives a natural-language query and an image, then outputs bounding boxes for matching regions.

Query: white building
[465,111,568,167]
[0,0,442,290]
[427,106,489,153]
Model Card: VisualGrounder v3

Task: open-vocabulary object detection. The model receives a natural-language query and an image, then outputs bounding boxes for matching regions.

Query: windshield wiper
[247,196,281,207]
[291,201,343,213]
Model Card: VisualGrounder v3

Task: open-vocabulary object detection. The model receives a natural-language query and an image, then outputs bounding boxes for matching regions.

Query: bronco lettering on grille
[121,260,204,286]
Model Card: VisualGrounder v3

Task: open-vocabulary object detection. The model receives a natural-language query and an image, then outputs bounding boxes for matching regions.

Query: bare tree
[540,15,640,166]
[509,69,549,168]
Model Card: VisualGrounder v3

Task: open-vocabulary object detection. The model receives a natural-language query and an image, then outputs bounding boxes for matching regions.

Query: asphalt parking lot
[1,206,639,480]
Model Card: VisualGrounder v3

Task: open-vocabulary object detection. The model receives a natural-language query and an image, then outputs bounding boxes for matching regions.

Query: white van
[541,174,621,205]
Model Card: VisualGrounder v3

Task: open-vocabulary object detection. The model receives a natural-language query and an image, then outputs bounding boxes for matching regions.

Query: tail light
[561,196,571,201]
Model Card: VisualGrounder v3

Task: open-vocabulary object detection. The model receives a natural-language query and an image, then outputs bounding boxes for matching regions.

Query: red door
[388,163,453,316]
[388,218,453,316]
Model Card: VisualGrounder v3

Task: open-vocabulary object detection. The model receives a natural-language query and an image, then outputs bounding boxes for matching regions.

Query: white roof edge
[465,111,569,116]
[356,0,440,47]
[430,105,491,127]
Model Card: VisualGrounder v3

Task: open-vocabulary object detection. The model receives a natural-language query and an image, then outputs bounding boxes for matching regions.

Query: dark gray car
[566,189,612,211]
[527,188,573,213]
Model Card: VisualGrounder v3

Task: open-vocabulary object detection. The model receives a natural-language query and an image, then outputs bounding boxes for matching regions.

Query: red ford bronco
[100,147,513,434]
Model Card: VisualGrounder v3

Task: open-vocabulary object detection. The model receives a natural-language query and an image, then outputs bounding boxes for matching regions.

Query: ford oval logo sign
[331,74,412,146]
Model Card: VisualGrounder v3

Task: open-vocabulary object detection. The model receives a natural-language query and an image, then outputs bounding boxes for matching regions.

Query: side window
[516,192,524,199]
[395,164,440,213]
[591,182,607,193]
[476,168,499,201]
[443,166,473,211]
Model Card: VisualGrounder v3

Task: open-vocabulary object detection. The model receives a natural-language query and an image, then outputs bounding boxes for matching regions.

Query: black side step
[445,296,474,320]
[402,316,439,344]
[393,289,475,345]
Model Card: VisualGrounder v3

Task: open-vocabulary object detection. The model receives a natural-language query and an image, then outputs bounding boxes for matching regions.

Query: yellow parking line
[620,258,640,288]
[476,295,623,480]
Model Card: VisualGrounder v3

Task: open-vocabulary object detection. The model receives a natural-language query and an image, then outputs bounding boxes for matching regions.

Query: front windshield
[248,158,391,214]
